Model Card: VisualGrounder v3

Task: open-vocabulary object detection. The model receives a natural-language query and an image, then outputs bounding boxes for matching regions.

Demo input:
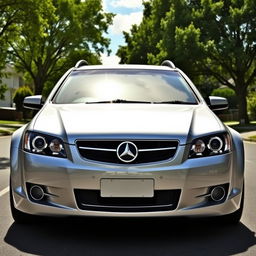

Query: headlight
[189,133,231,158]
[24,131,67,158]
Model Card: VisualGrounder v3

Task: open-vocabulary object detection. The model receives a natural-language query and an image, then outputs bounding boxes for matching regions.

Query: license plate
[100,179,154,198]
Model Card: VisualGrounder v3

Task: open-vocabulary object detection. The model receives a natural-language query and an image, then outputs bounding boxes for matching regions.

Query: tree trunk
[235,86,249,124]
[34,76,45,95]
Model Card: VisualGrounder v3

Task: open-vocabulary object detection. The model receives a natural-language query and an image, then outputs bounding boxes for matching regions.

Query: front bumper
[11,145,243,217]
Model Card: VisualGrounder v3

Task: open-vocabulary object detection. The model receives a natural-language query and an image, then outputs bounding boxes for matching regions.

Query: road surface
[0,136,256,256]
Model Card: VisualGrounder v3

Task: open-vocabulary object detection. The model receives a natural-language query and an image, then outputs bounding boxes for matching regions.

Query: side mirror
[23,95,44,110]
[208,96,229,111]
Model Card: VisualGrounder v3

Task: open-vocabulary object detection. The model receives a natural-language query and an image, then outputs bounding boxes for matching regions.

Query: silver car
[10,60,244,224]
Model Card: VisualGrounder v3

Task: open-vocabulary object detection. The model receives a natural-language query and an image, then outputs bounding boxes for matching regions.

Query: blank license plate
[100,179,154,198]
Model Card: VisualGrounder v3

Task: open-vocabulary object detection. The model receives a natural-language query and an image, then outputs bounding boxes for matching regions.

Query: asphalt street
[0,136,256,256]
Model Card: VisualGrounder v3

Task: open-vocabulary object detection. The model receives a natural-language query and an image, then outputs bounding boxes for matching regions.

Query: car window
[54,69,198,104]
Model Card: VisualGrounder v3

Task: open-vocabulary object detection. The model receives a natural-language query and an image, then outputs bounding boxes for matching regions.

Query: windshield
[54,69,198,104]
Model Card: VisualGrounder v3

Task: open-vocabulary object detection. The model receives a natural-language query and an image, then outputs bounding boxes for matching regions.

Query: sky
[100,0,145,65]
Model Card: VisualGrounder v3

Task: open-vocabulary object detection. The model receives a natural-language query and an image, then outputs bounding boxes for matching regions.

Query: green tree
[117,0,172,64]
[164,0,256,124]
[0,0,55,98]
[118,0,256,124]
[7,0,113,95]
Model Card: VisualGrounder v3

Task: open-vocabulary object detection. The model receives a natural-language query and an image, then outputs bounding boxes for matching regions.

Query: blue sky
[101,0,145,64]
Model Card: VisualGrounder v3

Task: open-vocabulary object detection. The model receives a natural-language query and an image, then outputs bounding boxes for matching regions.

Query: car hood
[31,103,225,145]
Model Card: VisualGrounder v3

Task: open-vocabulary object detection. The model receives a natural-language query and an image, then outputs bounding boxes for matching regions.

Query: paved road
[0,136,256,256]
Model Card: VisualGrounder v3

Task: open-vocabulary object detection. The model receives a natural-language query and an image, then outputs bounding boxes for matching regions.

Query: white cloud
[100,53,120,65]
[110,11,143,35]
[110,0,144,9]
[102,0,108,12]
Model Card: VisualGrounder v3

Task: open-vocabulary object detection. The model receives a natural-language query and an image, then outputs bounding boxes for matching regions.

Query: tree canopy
[0,0,50,98]
[0,0,113,96]
[117,0,256,124]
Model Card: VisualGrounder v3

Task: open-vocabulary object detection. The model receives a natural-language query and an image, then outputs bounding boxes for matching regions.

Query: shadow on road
[4,217,256,256]
[0,157,9,170]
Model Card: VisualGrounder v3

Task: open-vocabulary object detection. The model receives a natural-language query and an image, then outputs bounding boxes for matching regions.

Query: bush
[13,86,33,111]
[0,84,8,100]
[13,86,33,120]
[211,87,238,109]
[247,93,256,121]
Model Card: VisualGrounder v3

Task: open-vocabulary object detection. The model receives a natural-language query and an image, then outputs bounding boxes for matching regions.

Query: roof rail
[161,60,176,69]
[75,60,88,68]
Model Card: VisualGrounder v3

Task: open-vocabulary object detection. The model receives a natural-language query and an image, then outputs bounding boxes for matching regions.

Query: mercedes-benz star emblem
[117,141,138,163]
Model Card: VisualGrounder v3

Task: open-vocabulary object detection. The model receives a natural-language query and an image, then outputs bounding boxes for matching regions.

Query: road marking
[0,187,9,197]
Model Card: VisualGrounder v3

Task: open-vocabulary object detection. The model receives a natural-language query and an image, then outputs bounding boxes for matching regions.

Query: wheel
[9,182,36,224]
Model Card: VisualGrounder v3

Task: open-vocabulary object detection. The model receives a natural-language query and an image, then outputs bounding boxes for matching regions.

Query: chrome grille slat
[78,146,116,152]
[139,147,176,152]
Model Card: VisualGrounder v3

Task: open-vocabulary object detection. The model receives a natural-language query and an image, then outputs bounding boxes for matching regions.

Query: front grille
[74,189,181,212]
[76,140,178,164]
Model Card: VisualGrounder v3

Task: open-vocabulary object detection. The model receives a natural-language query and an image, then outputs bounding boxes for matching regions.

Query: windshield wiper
[85,99,152,104]
[153,100,197,105]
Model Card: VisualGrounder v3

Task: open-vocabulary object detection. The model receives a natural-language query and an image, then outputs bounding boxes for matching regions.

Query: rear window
[54,69,198,104]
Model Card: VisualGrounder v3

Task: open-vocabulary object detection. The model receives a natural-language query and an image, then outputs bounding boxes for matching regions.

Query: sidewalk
[241,131,256,142]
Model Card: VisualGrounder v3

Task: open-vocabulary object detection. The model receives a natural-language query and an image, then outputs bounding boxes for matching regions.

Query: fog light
[211,186,225,202]
[30,185,45,201]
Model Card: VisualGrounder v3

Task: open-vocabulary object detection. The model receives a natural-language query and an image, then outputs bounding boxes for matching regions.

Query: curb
[243,138,256,143]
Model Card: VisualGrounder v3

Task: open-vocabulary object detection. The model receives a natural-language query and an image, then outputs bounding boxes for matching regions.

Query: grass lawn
[0,120,27,136]
[0,120,27,125]
[224,121,256,133]
[0,129,14,136]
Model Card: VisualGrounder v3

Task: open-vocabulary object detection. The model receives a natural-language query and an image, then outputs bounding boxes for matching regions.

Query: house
[0,64,24,107]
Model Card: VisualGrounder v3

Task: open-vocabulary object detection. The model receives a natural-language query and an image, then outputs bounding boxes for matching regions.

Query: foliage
[13,86,33,111]
[117,0,256,124]
[117,0,172,64]
[194,75,219,99]
[0,84,8,100]
[0,0,55,71]
[212,87,238,109]
[2,0,113,95]
[247,92,256,120]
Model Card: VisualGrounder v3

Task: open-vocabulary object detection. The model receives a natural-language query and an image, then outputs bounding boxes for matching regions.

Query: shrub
[211,87,238,109]
[0,84,8,100]
[13,86,33,120]
[247,93,256,121]
[13,86,33,111]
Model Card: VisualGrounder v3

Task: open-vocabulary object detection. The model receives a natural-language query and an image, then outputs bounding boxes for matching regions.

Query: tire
[9,183,37,224]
